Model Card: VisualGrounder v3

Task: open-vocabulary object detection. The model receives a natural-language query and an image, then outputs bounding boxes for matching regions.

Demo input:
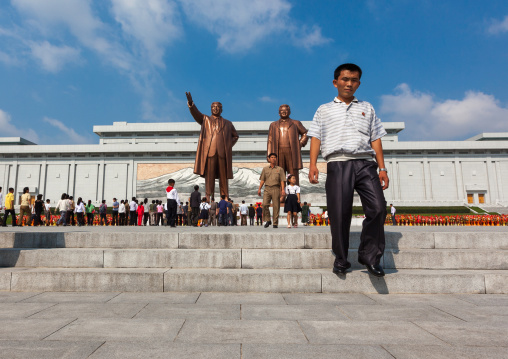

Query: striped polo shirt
[307,97,386,161]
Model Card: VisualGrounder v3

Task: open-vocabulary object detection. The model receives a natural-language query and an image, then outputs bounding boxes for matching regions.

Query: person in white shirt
[284,174,301,228]
[118,200,126,226]
[44,199,51,226]
[199,197,211,227]
[390,204,397,226]
[239,200,248,226]
[308,63,388,278]
[75,197,86,226]
[324,210,329,226]
[166,179,180,227]
[129,197,137,226]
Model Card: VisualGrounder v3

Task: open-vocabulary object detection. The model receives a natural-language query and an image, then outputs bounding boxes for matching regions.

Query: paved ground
[0,291,506,358]
[1,224,508,233]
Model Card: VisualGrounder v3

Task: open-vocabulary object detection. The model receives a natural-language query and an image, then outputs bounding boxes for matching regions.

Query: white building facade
[1,121,507,208]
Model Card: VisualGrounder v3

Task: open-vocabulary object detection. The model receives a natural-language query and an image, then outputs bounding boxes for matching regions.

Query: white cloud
[29,41,81,72]
[178,0,330,53]
[110,0,181,67]
[259,96,278,103]
[11,0,132,70]
[487,15,508,34]
[43,117,90,144]
[0,109,39,143]
[380,84,508,140]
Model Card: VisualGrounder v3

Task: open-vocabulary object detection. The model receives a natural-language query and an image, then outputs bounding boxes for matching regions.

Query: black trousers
[3,209,16,226]
[249,216,254,226]
[326,160,386,269]
[87,213,93,225]
[191,207,199,226]
[130,211,136,225]
[112,212,118,226]
[167,199,177,227]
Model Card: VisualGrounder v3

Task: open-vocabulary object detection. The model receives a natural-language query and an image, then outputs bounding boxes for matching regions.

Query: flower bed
[387,214,508,226]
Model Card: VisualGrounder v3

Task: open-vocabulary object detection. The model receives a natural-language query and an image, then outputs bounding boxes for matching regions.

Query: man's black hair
[221,195,225,199]
[102,200,106,203]
[211,197,215,201]
[132,197,136,201]
[242,200,245,203]
[334,63,362,80]
[168,179,175,185]
[304,202,307,205]
[268,152,277,158]
[9,187,14,192]
[194,185,199,191]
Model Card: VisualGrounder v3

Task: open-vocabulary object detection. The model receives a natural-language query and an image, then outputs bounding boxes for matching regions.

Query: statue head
[279,104,290,119]
[211,102,223,116]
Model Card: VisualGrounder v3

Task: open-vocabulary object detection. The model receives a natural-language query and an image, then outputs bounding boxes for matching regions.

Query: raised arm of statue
[231,124,239,147]
[186,92,204,125]
[297,121,309,147]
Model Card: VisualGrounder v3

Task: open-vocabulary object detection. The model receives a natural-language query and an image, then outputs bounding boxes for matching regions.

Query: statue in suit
[267,104,308,185]
[186,92,239,199]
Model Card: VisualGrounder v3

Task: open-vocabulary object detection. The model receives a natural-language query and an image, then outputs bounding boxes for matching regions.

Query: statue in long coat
[267,104,308,185]
[186,92,239,199]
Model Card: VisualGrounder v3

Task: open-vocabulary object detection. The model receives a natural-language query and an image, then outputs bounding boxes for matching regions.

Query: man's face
[279,105,290,119]
[333,70,361,100]
[268,155,277,165]
[211,102,222,116]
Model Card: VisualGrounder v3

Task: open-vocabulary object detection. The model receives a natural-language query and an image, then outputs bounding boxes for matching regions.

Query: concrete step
[1,248,506,270]
[1,267,506,294]
[1,231,507,249]
[0,249,241,269]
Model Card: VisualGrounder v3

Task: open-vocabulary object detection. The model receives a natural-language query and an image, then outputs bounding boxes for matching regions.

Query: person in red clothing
[137,202,144,226]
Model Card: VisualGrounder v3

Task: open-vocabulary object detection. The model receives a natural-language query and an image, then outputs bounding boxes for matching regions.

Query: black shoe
[332,262,351,276]
[264,221,272,228]
[358,258,385,277]
[273,225,278,228]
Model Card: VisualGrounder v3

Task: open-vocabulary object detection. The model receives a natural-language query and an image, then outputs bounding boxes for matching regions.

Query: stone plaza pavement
[0,291,506,358]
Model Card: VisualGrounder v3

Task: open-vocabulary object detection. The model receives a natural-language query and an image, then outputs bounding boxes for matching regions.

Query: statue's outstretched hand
[185,92,193,106]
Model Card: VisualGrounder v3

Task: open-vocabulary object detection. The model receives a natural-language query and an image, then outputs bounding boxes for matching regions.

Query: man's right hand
[308,164,319,184]
[185,92,193,106]
[257,189,261,196]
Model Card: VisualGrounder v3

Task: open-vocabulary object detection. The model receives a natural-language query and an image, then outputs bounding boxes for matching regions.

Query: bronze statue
[186,92,239,200]
[267,104,308,185]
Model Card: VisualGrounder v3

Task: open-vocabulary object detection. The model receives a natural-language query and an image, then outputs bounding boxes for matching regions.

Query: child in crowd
[199,197,211,227]
[284,174,301,228]
[137,201,144,226]
[157,200,163,226]
[166,179,180,228]
[44,199,51,226]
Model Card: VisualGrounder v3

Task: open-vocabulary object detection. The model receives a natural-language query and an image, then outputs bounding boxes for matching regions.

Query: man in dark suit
[186,92,239,200]
[267,104,308,185]
[190,185,201,227]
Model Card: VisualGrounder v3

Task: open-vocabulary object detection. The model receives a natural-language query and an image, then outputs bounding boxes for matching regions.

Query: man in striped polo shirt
[308,63,389,277]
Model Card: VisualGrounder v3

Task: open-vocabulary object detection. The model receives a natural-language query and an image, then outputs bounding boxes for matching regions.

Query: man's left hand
[379,171,389,190]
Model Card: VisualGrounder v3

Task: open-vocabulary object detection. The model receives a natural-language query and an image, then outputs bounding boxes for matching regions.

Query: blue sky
[1,0,507,144]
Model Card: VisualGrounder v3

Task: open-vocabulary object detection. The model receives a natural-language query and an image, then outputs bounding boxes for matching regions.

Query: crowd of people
[0,184,313,228]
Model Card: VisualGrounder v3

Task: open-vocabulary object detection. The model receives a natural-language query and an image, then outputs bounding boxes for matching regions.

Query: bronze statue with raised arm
[267,104,308,185]
[186,92,239,200]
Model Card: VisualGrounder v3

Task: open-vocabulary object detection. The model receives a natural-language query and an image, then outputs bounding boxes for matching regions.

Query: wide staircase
[0,229,506,294]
